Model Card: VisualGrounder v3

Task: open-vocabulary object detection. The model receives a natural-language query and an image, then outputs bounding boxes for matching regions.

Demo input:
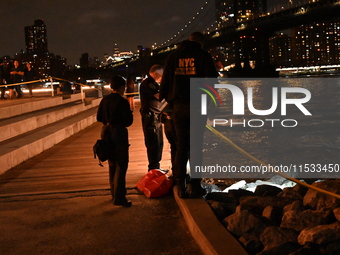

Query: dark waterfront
[199,77,340,179]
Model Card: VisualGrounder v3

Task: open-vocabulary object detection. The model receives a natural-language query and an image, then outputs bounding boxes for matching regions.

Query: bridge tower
[216,0,275,76]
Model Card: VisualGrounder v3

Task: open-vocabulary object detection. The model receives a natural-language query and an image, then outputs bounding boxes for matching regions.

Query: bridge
[204,0,340,47]
[109,0,340,77]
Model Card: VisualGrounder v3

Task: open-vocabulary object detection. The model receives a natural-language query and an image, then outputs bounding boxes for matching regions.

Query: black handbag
[93,139,114,167]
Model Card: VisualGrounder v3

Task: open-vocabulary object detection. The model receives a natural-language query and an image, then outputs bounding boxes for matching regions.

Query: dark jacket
[24,67,38,81]
[160,40,218,104]
[9,66,24,84]
[97,93,133,127]
[0,65,4,85]
[139,76,161,114]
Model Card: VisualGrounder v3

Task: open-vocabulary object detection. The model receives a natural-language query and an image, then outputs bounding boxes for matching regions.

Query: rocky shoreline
[205,179,340,255]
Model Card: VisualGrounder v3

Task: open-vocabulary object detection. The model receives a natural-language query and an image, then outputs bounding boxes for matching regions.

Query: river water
[193,77,340,179]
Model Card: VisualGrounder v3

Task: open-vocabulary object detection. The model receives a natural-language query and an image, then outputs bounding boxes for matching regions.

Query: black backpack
[93,139,114,167]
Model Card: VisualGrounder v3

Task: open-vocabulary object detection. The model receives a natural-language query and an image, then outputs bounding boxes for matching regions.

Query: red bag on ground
[136,169,173,198]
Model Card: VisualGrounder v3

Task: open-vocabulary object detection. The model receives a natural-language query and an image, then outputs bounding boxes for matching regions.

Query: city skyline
[1,0,212,65]
[1,0,286,65]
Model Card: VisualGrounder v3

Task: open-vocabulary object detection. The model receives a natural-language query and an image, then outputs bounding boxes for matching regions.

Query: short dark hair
[189,31,204,42]
[110,75,126,90]
[149,64,163,74]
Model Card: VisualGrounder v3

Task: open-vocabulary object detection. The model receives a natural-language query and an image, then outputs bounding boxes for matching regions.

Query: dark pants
[27,84,33,96]
[0,86,6,98]
[15,85,22,97]
[164,114,177,171]
[102,125,129,203]
[141,112,163,170]
[172,103,206,181]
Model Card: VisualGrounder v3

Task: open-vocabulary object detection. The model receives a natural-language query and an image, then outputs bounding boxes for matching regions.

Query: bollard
[80,86,85,103]
[98,85,103,98]
[50,78,54,97]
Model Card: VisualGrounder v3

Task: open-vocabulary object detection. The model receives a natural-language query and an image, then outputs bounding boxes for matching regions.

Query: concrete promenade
[0,95,203,254]
[0,94,247,255]
[0,98,171,196]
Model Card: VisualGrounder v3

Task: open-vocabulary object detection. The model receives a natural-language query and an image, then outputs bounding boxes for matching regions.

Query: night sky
[1,0,285,65]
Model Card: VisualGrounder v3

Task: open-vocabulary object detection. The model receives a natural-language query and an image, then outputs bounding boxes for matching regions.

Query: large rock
[206,200,237,220]
[205,192,238,204]
[238,232,264,254]
[320,241,340,255]
[277,187,304,200]
[333,207,340,221]
[292,183,309,197]
[223,209,268,237]
[262,206,282,226]
[283,200,305,214]
[281,209,335,232]
[205,189,254,203]
[227,189,254,201]
[239,196,297,214]
[254,184,282,197]
[260,226,299,251]
[258,242,301,255]
[298,221,340,245]
[289,243,321,255]
[303,180,340,210]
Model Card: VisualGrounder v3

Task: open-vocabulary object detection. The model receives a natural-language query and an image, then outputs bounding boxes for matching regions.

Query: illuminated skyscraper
[214,0,268,69]
[215,0,267,28]
[113,44,120,58]
[25,19,48,55]
[80,53,90,68]
[269,33,292,67]
[292,21,340,66]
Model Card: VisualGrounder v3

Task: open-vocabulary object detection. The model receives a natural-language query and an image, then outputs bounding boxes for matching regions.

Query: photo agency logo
[190,78,340,179]
[197,78,312,128]
[199,83,223,111]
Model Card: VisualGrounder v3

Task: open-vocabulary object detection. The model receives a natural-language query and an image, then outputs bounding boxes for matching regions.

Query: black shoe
[113,200,132,207]
[176,179,187,198]
[188,182,206,198]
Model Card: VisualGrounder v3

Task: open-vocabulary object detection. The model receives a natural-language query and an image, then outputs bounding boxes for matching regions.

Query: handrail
[0,79,42,87]
[0,77,140,100]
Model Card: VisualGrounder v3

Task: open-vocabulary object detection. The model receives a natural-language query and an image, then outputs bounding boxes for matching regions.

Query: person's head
[110,75,126,96]
[14,60,19,68]
[189,31,204,46]
[26,62,31,68]
[149,64,163,83]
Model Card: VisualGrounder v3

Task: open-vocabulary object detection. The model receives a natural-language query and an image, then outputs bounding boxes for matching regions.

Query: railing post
[81,85,85,103]
[98,85,103,98]
[50,77,54,97]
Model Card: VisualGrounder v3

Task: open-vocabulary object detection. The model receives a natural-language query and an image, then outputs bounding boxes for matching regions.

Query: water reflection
[201,78,340,179]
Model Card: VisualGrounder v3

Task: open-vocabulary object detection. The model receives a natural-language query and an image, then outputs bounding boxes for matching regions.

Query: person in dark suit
[97,76,133,207]
[139,65,164,171]
[0,60,6,99]
[24,62,38,97]
[9,60,24,98]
